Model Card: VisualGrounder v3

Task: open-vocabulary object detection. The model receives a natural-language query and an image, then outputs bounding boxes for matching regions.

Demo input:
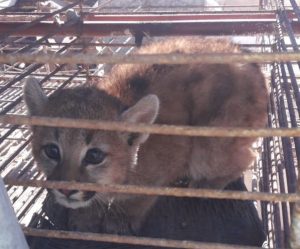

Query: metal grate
[0,0,299,248]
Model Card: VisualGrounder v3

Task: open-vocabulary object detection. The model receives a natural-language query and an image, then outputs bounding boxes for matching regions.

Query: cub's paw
[101,212,135,235]
[67,208,103,232]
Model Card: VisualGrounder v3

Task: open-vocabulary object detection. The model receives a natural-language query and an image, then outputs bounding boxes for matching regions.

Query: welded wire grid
[0,0,300,248]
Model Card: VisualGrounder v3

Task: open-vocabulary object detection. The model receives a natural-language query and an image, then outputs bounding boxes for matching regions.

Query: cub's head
[23,77,159,209]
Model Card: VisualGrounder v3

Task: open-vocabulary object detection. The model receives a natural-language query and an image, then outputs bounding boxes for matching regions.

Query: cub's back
[98,37,266,127]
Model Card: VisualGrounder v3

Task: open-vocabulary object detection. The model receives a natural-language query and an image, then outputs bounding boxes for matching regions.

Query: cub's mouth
[52,189,96,209]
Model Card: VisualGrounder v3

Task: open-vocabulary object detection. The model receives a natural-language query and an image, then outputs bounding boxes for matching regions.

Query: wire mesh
[0,0,299,249]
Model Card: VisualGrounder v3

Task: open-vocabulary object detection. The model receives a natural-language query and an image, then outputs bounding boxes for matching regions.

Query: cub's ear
[23,77,48,116]
[120,94,159,146]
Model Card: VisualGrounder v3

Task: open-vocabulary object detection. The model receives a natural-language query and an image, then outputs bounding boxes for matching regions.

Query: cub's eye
[84,148,106,165]
[43,144,60,161]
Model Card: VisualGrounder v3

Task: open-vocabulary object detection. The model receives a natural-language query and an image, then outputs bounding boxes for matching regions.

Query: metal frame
[0,0,299,248]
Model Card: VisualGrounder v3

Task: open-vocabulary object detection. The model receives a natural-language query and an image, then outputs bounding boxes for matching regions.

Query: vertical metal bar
[0,176,29,249]
[268,61,300,246]
[277,62,299,192]
[269,66,282,246]
[277,9,299,53]
[273,14,300,246]
[262,135,275,247]
[272,62,297,194]
[279,41,300,117]
[268,65,290,246]
[274,202,284,247]
[276,14,300,118]
[289,0,300,21]
[290,177,300,248]
[261,138,271,244]
[274,6,299,196]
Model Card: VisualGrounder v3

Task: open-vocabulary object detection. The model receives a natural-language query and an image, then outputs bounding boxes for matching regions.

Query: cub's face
[31,126,133,209]
[23,77,159,209]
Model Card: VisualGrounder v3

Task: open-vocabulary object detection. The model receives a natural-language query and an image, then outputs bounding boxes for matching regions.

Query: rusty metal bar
[0,20,298,37]
[82,11,296,21]
[2,114,300,138]
[0,72,88,80]
[17,11,280,17]
[4,179,300,202]
[23,227,264,249]
[11,41,135,47]
[8,41,289,48]
[2,51,300,65]
[83,6,268,13]
[79,5,267,10]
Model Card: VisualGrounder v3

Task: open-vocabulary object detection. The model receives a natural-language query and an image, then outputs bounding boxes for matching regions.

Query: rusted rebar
[1,114,300,138]
[23,227,264,249]
[83,11,293,21]
[0,51,300,65]
[0,20,282,37]
[4,179,300,202]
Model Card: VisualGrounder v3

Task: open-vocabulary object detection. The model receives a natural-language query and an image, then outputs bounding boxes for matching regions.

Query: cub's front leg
[101,196,158,235]
[67,205,104,232]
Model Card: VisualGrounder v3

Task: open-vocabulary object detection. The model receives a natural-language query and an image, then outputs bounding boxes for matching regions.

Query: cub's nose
[58,189,78,197]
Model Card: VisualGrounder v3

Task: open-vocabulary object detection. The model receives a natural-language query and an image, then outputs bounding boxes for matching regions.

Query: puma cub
[24,37,268,234]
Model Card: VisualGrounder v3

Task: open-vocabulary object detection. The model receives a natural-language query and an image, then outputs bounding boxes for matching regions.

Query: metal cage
[0,0,300,248]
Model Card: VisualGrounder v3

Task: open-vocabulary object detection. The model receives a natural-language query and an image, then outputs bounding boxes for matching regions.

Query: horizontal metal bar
[4,179,300,202]
[83,11,296,21]
[10,41,135,47]
[23,227,264,249]
[0,20,298,37]
[78,6,271,13]
[79,5,267,9]
[0,10,273,16]
[1,51,300,65]
[1,115,300,138]
[0,11,289,22]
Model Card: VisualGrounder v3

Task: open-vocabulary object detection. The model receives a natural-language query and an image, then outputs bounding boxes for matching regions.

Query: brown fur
[99,37,267,186]
[24,37,268,234]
